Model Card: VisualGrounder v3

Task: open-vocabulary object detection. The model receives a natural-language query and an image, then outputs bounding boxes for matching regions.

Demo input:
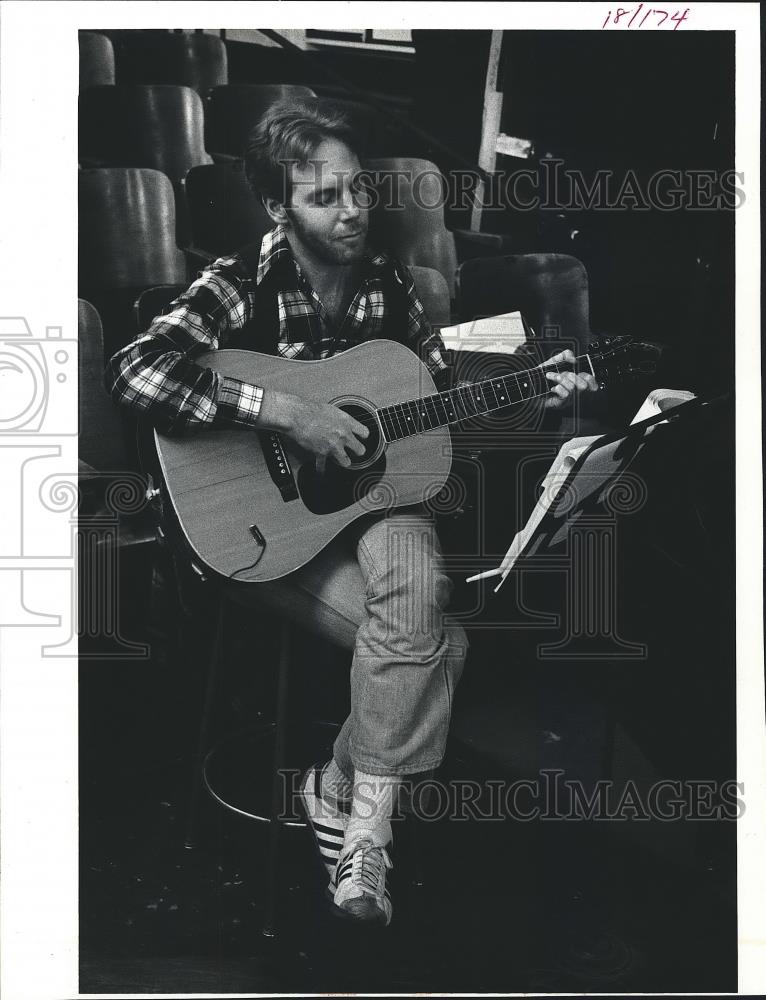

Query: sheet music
[466,389,697,591]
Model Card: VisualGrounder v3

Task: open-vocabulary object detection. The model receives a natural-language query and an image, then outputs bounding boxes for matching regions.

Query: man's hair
[244,97,360,204]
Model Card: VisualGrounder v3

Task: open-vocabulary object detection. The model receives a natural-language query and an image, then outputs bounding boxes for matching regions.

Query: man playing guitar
[105,97,596,926]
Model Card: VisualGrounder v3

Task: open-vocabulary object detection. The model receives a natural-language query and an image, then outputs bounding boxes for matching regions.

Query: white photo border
[0,2,761,997]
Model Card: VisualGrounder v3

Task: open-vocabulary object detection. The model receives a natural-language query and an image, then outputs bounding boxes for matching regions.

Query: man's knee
[445,621,468,685]
[370,561,453,649]
[357,515,462,656]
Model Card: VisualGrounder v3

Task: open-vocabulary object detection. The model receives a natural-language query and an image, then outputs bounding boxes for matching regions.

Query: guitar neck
[376,352,595,442]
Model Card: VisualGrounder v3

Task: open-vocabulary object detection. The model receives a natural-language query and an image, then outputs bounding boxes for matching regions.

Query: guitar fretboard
[376,355,594,442]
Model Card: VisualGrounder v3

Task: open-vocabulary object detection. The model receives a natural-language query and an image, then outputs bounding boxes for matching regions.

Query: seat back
[456,254,591,357]
[409,266,451,327]
[79,31,115,89]
[185,161,273,259]
[327,96,410,159]
[79,85,212,183]
[365,157,458,299]
[80,168,188,358]
[78,299,131,470]
[112,30,228,95]
[79,168,187,291]
[205,84,317,158]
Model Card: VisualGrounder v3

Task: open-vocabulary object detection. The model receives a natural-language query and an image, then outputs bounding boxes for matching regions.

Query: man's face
[282,138,369,266]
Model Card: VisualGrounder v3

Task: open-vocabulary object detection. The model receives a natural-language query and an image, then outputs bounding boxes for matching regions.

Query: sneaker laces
[348,839,392,895]
[335,837,392,904]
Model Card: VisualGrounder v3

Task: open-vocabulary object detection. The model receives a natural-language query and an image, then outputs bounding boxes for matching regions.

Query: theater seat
[78,299,129,471]
[110,30,228,96]
[454,253,610,438]
[79,31,115,90]
[455,253,592,355]
[205,84,317,160]
[78,299,157,647]
[183,161,273,262]
[409,266,451,327]
[79,84,213,243]
[79,168,187,360]
[365,157,459,299]
[79,84,212,183]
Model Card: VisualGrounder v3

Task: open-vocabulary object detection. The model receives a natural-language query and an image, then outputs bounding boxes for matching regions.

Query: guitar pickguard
[297,454,387,515]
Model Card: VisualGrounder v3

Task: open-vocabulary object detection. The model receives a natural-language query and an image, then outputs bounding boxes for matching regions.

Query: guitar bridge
[258,431,299,502]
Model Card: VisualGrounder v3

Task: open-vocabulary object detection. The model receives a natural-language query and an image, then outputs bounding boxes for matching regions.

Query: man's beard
[286,213,368,266]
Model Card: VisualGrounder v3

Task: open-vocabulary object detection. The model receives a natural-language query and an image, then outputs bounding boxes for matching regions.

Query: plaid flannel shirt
[104,225,452,435]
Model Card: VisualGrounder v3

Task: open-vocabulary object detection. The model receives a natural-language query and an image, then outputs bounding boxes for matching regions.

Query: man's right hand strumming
[257,390,370,473]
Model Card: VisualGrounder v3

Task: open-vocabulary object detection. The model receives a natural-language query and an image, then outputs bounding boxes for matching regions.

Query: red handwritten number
[602,9,612,27]
[671,8,689,29]
[628,3,644,26]
[653,8,669,24]
[614,7,631,22]
[640,6,652,25]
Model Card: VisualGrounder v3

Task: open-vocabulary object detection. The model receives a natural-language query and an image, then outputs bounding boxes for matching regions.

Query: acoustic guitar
[154,336,653,583]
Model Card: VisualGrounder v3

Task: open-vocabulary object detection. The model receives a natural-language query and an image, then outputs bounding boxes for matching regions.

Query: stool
[177,566,429,938]
[143,460,356,937]
[177,565,313,939]
[147,479,437,939]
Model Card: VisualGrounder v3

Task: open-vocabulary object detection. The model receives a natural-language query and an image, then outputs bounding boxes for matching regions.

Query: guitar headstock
[586,336,660,389]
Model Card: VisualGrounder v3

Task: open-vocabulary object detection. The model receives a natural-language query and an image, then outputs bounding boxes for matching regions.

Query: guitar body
[155,339,452,583]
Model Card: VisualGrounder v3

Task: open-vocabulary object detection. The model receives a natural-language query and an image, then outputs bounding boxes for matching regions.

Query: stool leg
[262,617,291,938]
[184,591,226,850]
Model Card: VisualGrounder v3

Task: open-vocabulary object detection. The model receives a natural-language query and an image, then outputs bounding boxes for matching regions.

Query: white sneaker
[333,837,393,926]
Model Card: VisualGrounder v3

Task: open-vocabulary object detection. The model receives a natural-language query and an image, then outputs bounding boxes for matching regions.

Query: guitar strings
[376,347,599,439]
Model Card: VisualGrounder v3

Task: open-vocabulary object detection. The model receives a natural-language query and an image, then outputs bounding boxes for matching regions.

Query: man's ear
[262,196,289,226]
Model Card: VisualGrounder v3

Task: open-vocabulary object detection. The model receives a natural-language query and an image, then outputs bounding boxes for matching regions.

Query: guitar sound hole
[337,402,383,468]
[297,453,386,515]
[295,399,387,515]
[298,398,386,514]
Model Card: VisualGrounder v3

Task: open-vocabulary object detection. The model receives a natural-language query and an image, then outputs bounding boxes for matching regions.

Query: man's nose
[339,187,362,219]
